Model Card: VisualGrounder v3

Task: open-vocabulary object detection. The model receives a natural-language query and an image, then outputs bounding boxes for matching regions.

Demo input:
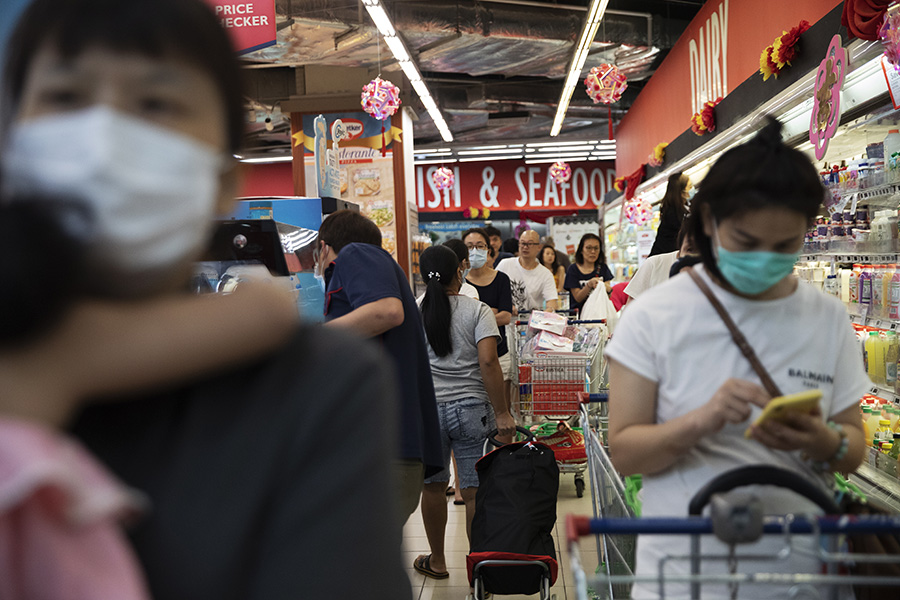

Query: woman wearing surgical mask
[604,118,867,600]
[463,228,514,434]
[648,171,692,257]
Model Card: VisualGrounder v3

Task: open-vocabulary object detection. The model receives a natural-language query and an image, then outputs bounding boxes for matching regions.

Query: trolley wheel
[575,476,585,498]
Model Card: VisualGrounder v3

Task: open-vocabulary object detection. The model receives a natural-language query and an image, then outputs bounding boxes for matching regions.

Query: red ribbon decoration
[623,164,646,201]
[608,106,614,140]
[842,0,894,41]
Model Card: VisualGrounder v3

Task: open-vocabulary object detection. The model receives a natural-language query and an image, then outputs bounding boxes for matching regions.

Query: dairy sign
[689,0,729,115]
[416,160,615,213]
[203,0,276,55]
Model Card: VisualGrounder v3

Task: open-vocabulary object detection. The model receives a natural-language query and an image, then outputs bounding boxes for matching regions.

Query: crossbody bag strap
[686,268,783,398]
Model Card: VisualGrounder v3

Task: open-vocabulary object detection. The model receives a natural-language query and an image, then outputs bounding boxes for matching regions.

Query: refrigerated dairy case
[195,196,358,321]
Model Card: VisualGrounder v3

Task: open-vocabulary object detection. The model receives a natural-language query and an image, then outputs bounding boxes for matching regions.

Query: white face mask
[1,106,227,296]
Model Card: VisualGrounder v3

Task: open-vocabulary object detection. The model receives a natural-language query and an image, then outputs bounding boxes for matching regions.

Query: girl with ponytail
[414,245,515,580]
[604,117,868,599]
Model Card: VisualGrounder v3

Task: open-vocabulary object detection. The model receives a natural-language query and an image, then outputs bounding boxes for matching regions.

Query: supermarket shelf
[847,181,900,204]
[847,312,900,330]
[850,463,900,514]
[871,384,900,403]
[799,252,900,263]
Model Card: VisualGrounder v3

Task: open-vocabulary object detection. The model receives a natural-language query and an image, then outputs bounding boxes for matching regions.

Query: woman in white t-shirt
[413,245,516,581]
[604,118,867,599]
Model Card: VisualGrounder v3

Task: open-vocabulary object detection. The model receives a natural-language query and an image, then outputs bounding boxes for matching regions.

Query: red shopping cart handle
[578,392,608,404]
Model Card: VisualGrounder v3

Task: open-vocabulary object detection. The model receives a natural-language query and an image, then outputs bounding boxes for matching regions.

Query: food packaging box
[534,330,575,353]
[529,310,568,335]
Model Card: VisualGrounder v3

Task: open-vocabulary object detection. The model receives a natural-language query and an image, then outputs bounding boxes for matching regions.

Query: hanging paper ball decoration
[634,200,653,226]
[432,166,455,191]
[481,208,491,219]
[361,77,402,121]
[549,161,572,185]
[624,199,653,225]
[584,64,628,105]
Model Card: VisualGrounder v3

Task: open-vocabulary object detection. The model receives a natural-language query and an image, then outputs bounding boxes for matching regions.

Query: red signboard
[204,0,276,55]
[416,160,615,213]
[615,0,842,176]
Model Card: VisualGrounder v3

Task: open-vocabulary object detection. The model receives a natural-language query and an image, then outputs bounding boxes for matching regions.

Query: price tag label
[872,386,881,396]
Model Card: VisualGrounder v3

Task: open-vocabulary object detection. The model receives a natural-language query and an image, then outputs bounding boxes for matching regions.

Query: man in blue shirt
[316,210,442,522]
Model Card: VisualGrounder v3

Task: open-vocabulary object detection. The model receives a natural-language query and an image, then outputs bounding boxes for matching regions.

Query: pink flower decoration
[809,35,847,161]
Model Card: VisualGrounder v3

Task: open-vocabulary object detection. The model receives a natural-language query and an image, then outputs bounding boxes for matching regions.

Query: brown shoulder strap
[686,268,783,398]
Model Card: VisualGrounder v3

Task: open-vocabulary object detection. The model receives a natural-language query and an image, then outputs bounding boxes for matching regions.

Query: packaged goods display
[859,395,900,479]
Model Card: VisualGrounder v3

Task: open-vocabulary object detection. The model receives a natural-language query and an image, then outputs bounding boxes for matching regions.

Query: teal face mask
[714,229,798,295]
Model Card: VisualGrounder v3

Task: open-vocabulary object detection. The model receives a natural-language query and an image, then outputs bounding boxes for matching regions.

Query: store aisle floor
[402,472,597,600]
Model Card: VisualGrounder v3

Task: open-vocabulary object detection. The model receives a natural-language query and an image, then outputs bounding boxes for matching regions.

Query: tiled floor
[402,471,599,600]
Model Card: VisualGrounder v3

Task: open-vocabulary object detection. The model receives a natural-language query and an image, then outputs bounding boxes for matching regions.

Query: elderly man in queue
[496,230,559,314]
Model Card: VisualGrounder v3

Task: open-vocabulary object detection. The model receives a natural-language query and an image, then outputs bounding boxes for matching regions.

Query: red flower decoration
[691,97,722,136]
[775,20,811,66]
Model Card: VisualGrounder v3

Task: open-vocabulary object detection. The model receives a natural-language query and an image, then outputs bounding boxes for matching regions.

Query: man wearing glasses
[496,230,559,314]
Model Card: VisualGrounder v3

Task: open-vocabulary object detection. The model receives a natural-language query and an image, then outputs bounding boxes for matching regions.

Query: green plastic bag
[624,474,643,517]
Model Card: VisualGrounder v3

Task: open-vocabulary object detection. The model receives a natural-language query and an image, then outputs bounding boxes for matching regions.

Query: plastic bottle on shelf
[869,403,886,438]
[884,130,900,180]
[860,265,874,313]
[872,212,891,252]
[886,331,899,388]
[849,264,861,306]
[867,331,885,384]
[891,266,900,320]
[889,404,900,431]
[873,264,885,316]
[862,405,874,446]
[883,265,895,317]
[823,274,839,297]
[876,418,894,446]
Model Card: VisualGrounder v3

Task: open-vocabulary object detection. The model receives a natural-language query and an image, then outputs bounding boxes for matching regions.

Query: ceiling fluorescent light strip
[458,155,523,162]
[526,140,600,148]
[537,145,596,153]
[550,0,611,137]
[239,156,294,163]
[457,148,523,156]
[525,156,589,164]
[362,0,452,142]
[414,158,459,165]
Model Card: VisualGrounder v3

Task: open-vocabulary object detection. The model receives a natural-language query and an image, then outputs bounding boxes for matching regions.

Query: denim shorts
[424,397,496,489]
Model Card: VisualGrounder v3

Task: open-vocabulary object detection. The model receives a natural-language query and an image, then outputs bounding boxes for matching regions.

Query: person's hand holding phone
[698,378,770,436]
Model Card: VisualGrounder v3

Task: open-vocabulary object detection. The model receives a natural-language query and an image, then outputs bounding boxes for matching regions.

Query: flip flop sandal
[413,554,450,579]
[453,499,465,505]
[445,486,455,496]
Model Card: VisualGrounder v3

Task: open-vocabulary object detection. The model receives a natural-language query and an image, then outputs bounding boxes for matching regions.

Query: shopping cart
[566,465,900,600]
[514,318,608,497]
[578,393,637,600]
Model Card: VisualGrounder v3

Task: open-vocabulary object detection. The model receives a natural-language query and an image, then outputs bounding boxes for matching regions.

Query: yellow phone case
[744,390,822,439]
